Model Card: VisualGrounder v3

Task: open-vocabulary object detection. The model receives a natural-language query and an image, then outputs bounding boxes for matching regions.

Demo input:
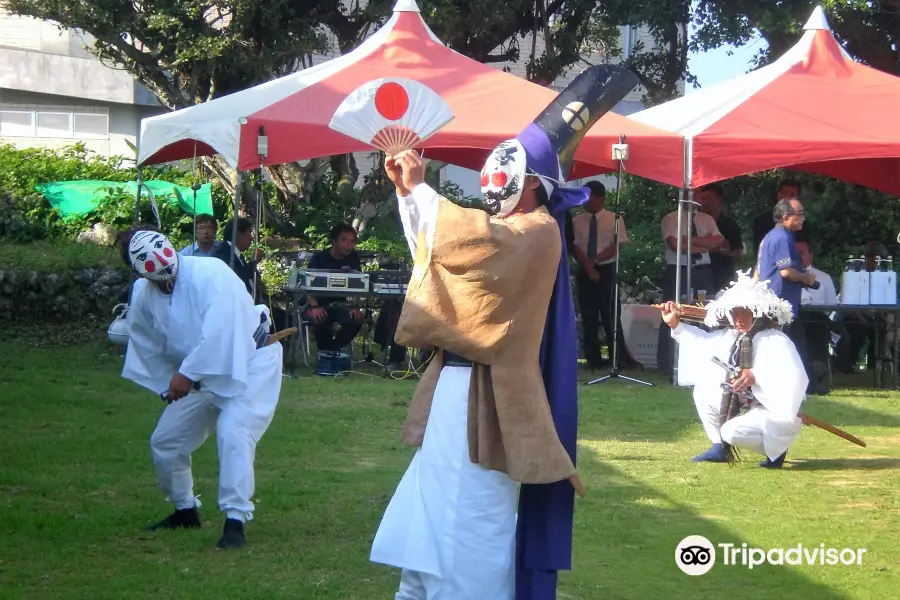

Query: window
[0,110,35,136]
[74,113,109,138]
[36,111,73,137]
[0,108,110,139]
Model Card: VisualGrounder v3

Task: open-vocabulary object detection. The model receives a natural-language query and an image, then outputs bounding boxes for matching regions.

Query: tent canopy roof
[629,5,900,195]
[138,0,683,183]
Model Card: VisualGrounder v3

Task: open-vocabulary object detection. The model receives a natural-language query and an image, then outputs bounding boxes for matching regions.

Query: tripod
[587,135,652,387]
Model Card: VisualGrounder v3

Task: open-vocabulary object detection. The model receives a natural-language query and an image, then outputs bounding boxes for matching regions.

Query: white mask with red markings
[128,230,179,282]
[480,139,527,217]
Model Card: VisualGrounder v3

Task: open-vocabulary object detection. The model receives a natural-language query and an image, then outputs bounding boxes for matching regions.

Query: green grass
[1,331,898,599]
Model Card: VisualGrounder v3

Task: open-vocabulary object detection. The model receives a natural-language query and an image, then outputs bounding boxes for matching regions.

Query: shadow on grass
[787,458,900,471]
[576,375,699,444]
[802,396,900,429]
[564,447,858,600]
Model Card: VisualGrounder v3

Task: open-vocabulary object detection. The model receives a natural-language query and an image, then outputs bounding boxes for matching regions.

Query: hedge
[0,241,131,323]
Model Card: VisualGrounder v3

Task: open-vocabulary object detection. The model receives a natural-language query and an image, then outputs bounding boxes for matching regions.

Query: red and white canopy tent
[628,5,900,194]
[625,5,900,324]
[136,0,682,184]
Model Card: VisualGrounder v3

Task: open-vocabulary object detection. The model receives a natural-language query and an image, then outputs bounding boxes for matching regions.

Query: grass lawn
[1,329,898,599]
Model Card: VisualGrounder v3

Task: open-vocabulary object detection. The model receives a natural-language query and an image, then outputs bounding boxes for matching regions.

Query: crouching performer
[660,272,808,469]
[369,64,639,600]
[118,227,283,548]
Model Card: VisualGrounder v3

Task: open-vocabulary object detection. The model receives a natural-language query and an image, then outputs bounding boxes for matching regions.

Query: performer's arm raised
[386,151,438,259]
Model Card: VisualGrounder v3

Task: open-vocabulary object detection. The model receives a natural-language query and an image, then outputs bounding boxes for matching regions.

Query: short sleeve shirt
[756,225,802,316]
[660,209,721,266]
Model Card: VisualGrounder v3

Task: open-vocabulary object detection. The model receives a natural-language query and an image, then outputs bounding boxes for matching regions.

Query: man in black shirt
[698,184,744,294]
[306,223,365,352]
[752,179,811,254]
[215,217,265,301]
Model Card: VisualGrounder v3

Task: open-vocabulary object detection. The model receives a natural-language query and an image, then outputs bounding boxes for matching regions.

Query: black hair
[329,223,357,244]
[778,178,802,195]
[701,183,725,200]
[535,180,549,207]
[221,217,252,244]
[116,224,159,269]
[585,181,606,197]
[195,213,217,228]
[864,241,888,257]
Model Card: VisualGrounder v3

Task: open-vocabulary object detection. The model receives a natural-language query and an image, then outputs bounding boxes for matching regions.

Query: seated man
[660,272,808,469]
[834,240,888,373]
[214,217,264,300]
[306,223,365,352]
[372,256,409,371]
[797,239,837,393]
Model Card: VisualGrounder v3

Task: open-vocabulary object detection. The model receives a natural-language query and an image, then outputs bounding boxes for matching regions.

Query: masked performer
[119,227,283,548]
[369,65,639,600]
[660,272,808,468]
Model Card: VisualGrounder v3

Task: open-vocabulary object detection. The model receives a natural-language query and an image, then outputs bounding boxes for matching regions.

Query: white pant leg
[721,410,767,456]
[215,344,283,521]
[396,569,427,600]
[371,367,517,600]
[150,393,219,509]
[693,386,723,444]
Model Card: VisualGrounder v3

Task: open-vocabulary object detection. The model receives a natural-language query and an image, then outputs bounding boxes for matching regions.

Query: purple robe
[514,123,588,599]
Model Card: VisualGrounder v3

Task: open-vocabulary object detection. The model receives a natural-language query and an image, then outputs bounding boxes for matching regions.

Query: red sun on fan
[375,82,409,121]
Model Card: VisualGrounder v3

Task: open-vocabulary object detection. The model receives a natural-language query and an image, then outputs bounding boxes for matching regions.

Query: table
[800,303,900,389]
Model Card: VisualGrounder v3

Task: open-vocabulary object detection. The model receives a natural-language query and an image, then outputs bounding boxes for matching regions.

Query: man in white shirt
[567,181,638,369]
[797,241,838,306]
[179,214,223,257]
[656,204,724,378]
[796,240,835,395]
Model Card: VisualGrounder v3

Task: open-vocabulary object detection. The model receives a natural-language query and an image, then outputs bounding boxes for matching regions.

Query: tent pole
[686,187,693,299]
[673,136,693,386]
[230,171,243,270]
[253,127,269,302]
[134,167,143,224]
[192,141,198,244]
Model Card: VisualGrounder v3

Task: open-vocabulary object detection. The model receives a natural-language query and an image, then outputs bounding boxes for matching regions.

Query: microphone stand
[587,135,652,387]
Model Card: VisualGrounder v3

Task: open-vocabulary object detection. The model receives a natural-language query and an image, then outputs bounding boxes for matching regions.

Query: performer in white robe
[661,272,808,468]
[369,64,641,600]
[369,170,521,599]
[119,228,283,548]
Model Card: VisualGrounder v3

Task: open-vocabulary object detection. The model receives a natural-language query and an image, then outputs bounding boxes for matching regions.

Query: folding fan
[328,78,454,155]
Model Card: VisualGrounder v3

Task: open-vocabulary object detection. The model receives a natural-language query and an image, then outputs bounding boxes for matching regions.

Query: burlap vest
[394,197,577,484]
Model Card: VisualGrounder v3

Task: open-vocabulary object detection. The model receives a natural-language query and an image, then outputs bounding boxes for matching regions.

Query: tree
[6,0,618,227]
[688,0,900,76]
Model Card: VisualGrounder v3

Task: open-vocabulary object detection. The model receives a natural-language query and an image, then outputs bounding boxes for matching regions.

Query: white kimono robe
[671,322,807,461]
[369,184,518,600]
[122,256,283,521]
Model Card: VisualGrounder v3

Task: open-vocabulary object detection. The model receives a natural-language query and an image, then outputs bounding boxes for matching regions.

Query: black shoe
[148,507,201,531]
[216,518,246,549]
[760,451,787,469]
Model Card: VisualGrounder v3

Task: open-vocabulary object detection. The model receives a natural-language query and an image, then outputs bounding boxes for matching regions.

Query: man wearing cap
[369,65,639,600]
[118,226,283,549]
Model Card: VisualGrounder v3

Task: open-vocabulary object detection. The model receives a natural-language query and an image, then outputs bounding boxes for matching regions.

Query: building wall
[0,89,164,159]
[0,5,162,159]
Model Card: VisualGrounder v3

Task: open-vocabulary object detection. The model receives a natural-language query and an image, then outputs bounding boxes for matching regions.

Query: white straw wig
[703,270,794,328]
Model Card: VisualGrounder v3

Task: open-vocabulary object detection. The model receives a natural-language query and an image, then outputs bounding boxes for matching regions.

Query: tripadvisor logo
[675,536,867,575]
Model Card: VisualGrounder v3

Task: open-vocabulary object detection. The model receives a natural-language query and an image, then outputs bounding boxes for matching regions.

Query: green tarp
[35,180,214,220]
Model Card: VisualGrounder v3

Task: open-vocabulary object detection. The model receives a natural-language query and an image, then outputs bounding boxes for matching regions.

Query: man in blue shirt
[756,197,821,392]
